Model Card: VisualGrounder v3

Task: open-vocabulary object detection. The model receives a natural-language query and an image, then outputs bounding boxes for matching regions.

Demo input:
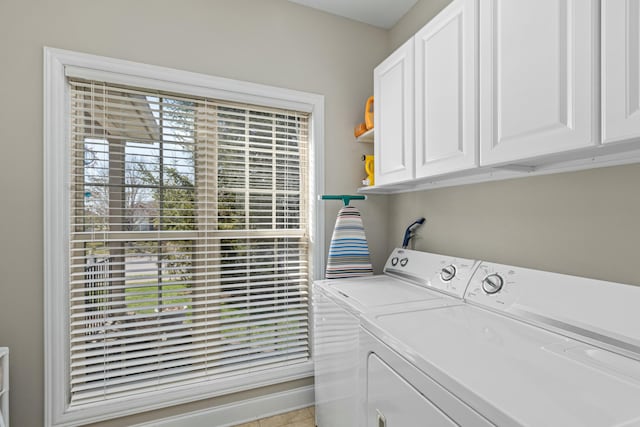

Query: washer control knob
[400,258,409,267]
[482,274,504,294]
[440,265,456,282]
[391,257,399,266]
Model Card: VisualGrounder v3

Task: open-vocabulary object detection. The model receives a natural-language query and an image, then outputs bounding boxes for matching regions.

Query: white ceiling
[288,0,419,29]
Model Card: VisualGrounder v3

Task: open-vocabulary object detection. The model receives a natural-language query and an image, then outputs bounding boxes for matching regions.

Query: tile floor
[233,406,315,427]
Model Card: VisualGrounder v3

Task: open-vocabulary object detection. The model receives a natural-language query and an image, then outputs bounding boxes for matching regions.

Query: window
[45,49,324,426]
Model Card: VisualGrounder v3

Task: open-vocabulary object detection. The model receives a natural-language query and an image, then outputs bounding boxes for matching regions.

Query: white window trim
[44,47,325,427]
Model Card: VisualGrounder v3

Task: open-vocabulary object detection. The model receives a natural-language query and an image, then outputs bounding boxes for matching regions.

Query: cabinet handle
[376,409,386,427]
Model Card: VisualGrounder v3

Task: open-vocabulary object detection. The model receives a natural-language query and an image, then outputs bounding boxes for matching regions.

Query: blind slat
[70,306,309,337]
[70,345,309,389]
[70,320,309,357]
[70,311,309,343]
[70,334,309,378]
[70,353,309,404]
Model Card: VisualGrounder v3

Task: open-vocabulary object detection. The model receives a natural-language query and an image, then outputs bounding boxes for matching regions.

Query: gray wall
[387,0,640,286]
[388,164,640,286]
[0,1,389,425]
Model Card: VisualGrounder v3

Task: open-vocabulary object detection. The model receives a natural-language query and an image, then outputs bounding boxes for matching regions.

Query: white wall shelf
[358,144,640,194]
[356,128,374,143]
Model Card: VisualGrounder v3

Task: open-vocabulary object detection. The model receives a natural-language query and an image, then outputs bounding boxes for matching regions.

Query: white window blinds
[68,79,310,405]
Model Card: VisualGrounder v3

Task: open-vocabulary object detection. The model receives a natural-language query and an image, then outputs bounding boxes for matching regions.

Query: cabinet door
[415,0,478,178]
[603,0,640,144]
[480,0,598,166]
[374,39,414,185]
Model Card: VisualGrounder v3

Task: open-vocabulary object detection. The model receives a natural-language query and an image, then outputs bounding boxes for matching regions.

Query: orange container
[354,122,368,138]
[364,96,374,130]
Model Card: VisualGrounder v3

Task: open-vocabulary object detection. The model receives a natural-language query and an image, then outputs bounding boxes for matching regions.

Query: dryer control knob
[440,265,456,282]
[399,258,409,267]
[482,274,504,294]
[391,257,399,266]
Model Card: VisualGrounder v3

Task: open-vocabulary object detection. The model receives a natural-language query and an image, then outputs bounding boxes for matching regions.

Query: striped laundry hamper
[325,205,373,279]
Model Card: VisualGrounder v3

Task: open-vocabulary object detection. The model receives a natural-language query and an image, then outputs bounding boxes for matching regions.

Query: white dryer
[313,248,478,427]
[361,262,640,426]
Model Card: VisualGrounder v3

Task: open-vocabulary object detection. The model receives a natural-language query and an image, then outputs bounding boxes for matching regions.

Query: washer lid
[363,305,640,427]
[316,275,446,313]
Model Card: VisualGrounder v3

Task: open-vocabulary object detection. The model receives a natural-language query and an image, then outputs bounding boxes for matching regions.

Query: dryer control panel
[383,248,478,299]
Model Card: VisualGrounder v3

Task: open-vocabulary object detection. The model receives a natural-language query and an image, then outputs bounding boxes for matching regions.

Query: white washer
[361,262,640,426]
[313,248,478,427]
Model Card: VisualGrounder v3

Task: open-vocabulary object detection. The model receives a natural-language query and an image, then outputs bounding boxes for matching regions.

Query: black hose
[402,217,426,248]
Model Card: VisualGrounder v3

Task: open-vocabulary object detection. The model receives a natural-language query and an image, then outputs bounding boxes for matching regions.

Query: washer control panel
[464,261,640,352]
[440,265,457,282]
[465,263,519,310]
[481,273,504,294]
[390,256,409,267]
[383,248,478,299]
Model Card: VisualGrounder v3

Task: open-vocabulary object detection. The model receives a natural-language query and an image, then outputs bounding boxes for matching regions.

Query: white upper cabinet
[415,0,478,178]
[374,39,414,185]
[603,0,640,144]
[365,0,640,194]
[479,0,599,166]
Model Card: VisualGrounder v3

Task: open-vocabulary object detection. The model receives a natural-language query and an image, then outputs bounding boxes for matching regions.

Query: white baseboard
[132,385,315,427]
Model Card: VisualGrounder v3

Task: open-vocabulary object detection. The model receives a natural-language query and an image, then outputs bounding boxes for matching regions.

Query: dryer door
[367,353,456,427]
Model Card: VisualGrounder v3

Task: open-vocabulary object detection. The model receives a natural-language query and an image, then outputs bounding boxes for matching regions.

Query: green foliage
[134,163,195,231]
